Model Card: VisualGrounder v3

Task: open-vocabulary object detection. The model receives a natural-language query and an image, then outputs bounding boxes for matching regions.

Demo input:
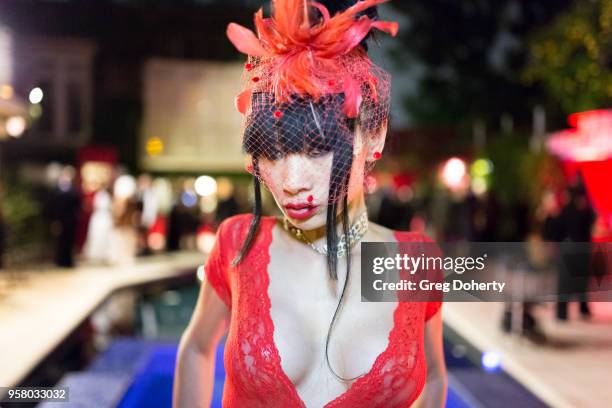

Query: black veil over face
[243,92,356,204]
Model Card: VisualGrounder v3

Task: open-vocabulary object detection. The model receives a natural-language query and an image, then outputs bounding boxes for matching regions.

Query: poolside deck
[2,254,611,407]
[0,252,203,389]
[444,301,612,408]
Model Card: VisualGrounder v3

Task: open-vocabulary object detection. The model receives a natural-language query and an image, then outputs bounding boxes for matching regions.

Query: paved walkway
[444,301,612,408]
[0,252,203,388]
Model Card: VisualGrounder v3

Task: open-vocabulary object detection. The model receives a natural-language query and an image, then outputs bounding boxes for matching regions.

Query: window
[67,81,82,133]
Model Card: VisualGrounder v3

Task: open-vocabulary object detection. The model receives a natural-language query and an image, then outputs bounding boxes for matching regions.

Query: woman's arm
[173,278,231,408]
[415,309,447,408]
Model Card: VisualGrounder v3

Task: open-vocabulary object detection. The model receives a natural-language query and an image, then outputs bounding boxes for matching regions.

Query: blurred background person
[374,179,415,231]
[83,183,113,264]
[109,174,140,266]
[50,165,81,268]
[501,188,563,341]
[136,173,158,255]
[214,177,239,225]
[166,197,183,253]
[166,179,200,252]
[557,179,597,321]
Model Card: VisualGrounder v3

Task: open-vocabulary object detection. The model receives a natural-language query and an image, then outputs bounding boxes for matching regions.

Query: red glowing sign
[547,109,612,162]
[547,110,612,235]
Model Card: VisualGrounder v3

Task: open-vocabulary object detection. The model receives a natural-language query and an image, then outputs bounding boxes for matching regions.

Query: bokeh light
[114,174,137,199]
[471,177,488,196]
[197,231,216,254]
[200,195,218,214]
[197,265,205,282]
[0,84,14,99]
[194,175,217,197]
[29,103,42,118]
[146,137,164,157]
[481,351,502,372]
[147,232,166,251]
[180,190,198,208]
[6,115,26,137]
[441,157,468,189]
[28,87,43,104]
[470,158,494,177]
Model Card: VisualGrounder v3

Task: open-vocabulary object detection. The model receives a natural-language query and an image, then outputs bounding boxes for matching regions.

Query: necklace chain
[282,212,369,258]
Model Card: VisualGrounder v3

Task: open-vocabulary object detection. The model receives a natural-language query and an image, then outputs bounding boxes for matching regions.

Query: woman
[83,186,113,264]
[174,1,447,407]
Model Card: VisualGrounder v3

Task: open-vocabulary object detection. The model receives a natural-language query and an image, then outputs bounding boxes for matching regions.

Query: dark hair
[244,94,355,162]
[235,93,357,278]
[232,0,381,384]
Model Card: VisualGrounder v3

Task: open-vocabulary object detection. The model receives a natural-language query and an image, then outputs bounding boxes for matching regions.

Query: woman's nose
[281,154,312,196]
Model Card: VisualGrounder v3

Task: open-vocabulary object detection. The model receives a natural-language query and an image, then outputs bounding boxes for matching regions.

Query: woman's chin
[284,211,327,231]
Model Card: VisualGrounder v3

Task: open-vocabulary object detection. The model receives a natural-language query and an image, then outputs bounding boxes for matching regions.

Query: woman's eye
[269,150,283,160]
[308,149,324,157]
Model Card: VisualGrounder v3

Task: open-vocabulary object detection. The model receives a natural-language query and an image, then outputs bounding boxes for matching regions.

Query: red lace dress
[204,214,442,408]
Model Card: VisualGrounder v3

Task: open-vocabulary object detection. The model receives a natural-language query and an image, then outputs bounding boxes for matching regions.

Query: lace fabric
[204,214,442,407]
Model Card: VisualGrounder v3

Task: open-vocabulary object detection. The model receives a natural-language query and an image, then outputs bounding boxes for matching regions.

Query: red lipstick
[284,202,319,220]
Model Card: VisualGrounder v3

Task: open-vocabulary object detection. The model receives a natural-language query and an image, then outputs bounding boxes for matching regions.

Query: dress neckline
[257,215,406,407]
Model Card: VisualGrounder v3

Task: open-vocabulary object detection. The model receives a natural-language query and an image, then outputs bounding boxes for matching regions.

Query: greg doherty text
[373,279,506,294]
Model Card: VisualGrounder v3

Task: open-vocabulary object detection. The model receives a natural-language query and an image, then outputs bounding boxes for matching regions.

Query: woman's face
[257,137,368,230]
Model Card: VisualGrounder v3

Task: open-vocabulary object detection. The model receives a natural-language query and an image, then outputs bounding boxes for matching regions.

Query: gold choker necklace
[282,212,369,258]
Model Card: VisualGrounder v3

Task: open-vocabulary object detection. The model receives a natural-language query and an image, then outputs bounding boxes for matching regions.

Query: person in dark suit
[52,166,81,268]
[557,182,596,320]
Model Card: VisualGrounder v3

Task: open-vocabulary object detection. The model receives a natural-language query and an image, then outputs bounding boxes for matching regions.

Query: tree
[523,0,612,114]
[390,0,573,128]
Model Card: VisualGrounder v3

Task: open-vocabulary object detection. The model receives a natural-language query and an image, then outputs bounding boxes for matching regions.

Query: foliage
[390,0,572,127]
[523,0,612,113]
[484,132,531,205]
[519,150,567,208]
[1,180,45,250]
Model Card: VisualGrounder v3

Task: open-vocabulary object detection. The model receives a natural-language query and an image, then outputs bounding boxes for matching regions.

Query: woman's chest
[269,290,403,391]
[226,250,426,406]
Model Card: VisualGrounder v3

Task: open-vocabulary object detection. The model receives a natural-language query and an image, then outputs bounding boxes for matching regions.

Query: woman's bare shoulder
[366,221,396,241]
[368,221,437,243]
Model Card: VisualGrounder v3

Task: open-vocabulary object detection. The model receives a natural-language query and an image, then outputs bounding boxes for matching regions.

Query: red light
[567,109,612,129]
[547,109,612,162]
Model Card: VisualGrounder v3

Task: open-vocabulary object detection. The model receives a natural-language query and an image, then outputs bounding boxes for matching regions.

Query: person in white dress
[83,188,113,263]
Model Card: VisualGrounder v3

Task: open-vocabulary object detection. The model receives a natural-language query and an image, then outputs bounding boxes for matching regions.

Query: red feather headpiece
[226,0,398,118]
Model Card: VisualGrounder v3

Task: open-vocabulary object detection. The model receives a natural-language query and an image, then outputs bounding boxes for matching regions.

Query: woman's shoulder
[216,213,277,247]
[369,221,436,244]
[217,213,254,230]
[218,213,277,229]
[391,227,442,261]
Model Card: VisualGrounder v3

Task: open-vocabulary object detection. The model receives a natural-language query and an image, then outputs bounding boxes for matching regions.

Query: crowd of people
[371,171,606,343]
[42,165,241,269]
[0,159,605,341]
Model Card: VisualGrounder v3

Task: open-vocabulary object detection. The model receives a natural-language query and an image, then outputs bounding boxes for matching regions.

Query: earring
[373,151,382,160]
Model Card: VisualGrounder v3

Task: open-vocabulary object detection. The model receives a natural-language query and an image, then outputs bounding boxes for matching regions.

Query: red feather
[226,23,270,57]
[227,0,397,111]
